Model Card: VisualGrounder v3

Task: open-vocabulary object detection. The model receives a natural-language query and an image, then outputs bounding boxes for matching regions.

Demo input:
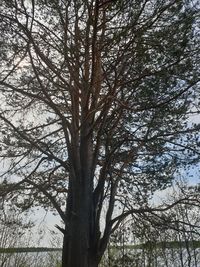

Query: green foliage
[0,0,199,265]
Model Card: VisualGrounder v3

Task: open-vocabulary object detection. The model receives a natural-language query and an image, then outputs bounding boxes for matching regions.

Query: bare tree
[0,204,33,267]
[105,184,200,267]
[0,0,199,266]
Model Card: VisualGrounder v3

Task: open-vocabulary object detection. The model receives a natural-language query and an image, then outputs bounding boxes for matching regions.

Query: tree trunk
[60,117,103,267]
[61,177,100,267]
[62,230,99,267]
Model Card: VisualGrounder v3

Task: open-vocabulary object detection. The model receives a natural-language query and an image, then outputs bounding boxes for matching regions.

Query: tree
[0,0,199,266]
[106,183,200,267]
[0,204,33,267]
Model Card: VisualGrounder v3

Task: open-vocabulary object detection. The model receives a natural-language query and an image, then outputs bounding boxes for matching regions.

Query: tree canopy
[0,0,199,266]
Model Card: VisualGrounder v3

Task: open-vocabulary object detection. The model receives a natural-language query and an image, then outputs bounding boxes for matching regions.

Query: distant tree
[0,203,61,267]
[0,204,32,267]
[105,184,200,267]
[0,1,199,267]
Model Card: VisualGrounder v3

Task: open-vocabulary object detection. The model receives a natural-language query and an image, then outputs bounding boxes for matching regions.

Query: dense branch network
[0,1,199,265]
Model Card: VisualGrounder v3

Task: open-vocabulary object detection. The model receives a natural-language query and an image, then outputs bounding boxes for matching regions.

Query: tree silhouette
[0,1,199,266]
